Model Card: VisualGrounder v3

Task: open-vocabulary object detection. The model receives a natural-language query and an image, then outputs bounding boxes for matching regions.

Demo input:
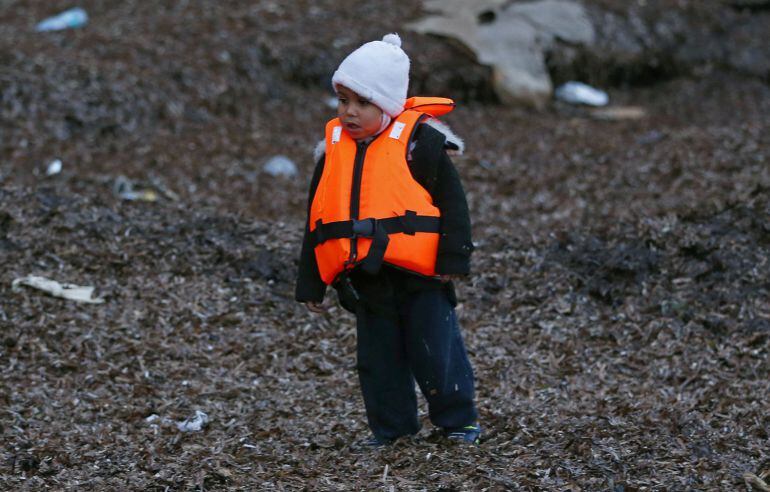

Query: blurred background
[2,0,767,222]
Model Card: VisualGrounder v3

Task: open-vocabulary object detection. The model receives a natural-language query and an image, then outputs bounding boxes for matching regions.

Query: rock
[408,0,594,107]
[724,15,770,79]
[547,6,688,87]
[548,2,770,87]
[509,0,594,44]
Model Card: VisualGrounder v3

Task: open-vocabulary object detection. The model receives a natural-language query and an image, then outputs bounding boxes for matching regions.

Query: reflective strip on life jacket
[309,109,443,285]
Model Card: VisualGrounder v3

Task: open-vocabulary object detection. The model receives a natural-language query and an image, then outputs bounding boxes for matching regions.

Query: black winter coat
[294,122,474,318]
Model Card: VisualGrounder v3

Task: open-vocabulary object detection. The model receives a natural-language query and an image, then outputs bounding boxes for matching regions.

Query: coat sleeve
[294,155,327,302]
[409,123,475,275]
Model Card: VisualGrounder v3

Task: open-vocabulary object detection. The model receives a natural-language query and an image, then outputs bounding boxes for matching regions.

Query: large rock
[408,0,769,104]
[407,0,595,107]
[548,2,770,87]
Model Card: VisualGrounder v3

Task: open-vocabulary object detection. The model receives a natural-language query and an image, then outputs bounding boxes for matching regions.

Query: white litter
[46,159,62,176]
[12,275,105,304]
[36,7,89,32]
[176,410,209,432]
[145,414,173,435]
[113,175,158,202]
[325,96,339,109]
[554,81,609,106]
[263,155,297,178]
[148,175,180,201]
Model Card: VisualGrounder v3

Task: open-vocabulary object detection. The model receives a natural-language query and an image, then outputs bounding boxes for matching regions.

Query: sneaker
[444,424,482,444]
[358,435,391,449]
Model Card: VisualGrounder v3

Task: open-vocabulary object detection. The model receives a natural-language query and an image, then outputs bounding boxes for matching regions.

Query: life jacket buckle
[339,273,360,302]
[351,218,376,238]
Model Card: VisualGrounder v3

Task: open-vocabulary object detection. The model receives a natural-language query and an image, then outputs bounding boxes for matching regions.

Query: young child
[295,33,480,446]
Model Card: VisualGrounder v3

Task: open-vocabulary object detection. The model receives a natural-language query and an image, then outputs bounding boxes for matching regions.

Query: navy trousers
[355,288,478,442]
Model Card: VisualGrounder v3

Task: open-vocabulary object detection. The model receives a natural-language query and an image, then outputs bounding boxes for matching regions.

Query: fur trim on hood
[424,118,464,155]
[313,139,327,163]
[312,118,464,162]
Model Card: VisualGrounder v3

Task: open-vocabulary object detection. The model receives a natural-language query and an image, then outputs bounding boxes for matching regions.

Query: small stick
[745,472,770,492]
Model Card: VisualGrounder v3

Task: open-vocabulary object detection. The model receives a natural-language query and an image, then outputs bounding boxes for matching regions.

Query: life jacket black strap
[312,211,440,275]
[399,210,418,235]
[311,212,440,246]
[359,220,390,275]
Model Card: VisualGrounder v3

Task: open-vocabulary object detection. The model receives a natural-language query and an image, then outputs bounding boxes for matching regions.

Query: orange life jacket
[309,97,455,285]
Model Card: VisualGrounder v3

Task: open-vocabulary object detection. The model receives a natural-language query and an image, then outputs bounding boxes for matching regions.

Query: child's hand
[305,301,326,313]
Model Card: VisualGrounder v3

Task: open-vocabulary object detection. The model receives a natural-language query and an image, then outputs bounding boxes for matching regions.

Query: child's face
[335,85,384,140]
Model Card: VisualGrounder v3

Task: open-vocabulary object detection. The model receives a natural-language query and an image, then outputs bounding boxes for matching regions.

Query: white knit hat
[331,33,410,117]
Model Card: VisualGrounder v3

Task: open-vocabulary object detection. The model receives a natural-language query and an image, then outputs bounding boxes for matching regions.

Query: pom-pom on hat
[332,33,410,117]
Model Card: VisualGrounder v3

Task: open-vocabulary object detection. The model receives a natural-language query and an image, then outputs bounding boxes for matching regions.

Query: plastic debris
[325,96,339,109]
[263,155,297,178]
[555,81,609,106]
[145,414,172,426]
[46,159,62,176]
[145,414,172,435]
[12,275,105,304]
[149,175,180,201]
[176,410,209,432]
[35,7,89,32]
[113,175,159,202]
